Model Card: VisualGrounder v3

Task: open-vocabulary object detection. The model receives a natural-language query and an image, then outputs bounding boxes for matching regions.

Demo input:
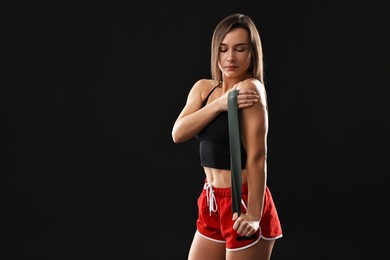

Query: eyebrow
[220,43,248,46]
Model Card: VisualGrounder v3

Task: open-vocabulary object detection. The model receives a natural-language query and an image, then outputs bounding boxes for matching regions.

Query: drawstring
[203,183,247,216]
[203,183,218,215]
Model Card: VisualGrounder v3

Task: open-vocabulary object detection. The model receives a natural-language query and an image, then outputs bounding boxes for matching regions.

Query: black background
[1,1,389,259]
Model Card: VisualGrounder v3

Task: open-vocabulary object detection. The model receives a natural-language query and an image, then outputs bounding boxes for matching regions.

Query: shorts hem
[261,234,283,240]
[226,234,283,252]
[196,230,226,244]
[226,234,261,252]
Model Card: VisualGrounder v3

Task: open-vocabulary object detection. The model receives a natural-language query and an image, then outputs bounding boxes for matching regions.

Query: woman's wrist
[245,211,261,221]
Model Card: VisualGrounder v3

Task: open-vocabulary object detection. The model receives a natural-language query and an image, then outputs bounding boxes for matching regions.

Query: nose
[226,50,234,62]
[226,55,234,63]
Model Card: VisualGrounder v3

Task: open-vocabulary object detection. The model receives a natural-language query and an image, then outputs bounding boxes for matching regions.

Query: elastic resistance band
[227,90,242,217]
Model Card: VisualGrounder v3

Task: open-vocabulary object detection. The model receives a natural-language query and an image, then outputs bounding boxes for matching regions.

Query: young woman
[172,13,283,260]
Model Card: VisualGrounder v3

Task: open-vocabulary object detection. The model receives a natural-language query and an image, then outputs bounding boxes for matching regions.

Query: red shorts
[196,180,283,251]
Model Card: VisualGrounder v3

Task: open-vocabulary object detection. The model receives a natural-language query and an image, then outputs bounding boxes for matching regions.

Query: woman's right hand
[217,82,260,112]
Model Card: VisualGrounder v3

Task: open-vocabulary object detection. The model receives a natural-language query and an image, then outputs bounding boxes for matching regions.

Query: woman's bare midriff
[203,167,248,188]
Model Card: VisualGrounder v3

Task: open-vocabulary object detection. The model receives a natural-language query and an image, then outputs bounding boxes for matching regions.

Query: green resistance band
[227,90,242,217]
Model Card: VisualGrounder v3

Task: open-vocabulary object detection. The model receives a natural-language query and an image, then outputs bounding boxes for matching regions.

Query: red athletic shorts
[196,180,283,251]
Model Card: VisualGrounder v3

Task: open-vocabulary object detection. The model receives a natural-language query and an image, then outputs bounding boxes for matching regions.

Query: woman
[172,13,283,260]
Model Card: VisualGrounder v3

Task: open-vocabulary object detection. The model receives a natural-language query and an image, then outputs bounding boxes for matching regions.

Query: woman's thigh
[226,239,276,260]
[188,231,226,260]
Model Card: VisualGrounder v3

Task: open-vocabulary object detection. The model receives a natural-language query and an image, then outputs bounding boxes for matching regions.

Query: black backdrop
[2,1,389,259]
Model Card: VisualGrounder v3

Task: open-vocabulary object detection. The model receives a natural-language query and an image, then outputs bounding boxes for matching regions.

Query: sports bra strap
[202,83,221,107]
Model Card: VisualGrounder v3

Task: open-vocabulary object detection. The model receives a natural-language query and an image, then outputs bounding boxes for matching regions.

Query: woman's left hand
[232,212,260,237]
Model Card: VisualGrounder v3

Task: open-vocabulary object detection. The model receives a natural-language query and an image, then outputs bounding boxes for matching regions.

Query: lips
[225,66,238,69]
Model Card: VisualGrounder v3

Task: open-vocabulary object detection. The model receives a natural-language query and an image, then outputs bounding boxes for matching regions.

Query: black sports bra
[195,84,247,170]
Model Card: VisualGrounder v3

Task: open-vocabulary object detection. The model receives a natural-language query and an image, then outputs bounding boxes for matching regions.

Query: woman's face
[218,28,251,79]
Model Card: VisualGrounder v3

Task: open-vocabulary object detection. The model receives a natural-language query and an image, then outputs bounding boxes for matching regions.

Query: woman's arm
[172,78,261,144]
[171,79,224,143]
[233,79,268,236]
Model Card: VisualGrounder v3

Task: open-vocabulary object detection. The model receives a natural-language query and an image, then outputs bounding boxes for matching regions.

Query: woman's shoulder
[239,78,266,95]
[193,79,219,89]
[239,78,267,106]
[192,79,220,95]
[239,78,264,90]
